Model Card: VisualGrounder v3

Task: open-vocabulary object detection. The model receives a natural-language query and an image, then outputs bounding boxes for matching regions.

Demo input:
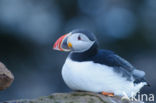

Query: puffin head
[53,29,97,53]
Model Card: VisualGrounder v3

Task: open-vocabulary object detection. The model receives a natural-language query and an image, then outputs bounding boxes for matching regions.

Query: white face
[67,33,95,52]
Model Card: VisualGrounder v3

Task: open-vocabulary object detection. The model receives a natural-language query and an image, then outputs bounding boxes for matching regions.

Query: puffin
[53,29,149,97]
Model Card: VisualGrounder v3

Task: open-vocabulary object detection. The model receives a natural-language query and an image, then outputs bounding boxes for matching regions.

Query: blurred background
[0,0,156,102]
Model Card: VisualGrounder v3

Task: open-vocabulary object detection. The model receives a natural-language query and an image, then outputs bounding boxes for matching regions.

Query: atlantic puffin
[53,29,149,97]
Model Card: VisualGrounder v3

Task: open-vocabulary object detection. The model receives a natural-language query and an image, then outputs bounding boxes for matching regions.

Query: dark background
[0,0,156,102]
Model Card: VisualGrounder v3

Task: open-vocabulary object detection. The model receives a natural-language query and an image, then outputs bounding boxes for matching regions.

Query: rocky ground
[4,92,143,103]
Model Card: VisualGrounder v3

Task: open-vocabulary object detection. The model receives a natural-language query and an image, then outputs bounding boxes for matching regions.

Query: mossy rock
[4,92,143,103]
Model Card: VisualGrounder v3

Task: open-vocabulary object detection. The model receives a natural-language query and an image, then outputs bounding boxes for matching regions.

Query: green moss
[48,95,54,99]
[29,101,35,103]
[54,101,59,103]
[63,95,68,99]
[38,98,44,101]
[71,93,88,97]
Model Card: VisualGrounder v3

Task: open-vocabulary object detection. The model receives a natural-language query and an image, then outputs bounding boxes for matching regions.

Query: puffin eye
[78,36,81,40]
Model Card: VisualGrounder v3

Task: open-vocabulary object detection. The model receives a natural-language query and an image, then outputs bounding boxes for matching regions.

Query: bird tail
[145,81,151,87]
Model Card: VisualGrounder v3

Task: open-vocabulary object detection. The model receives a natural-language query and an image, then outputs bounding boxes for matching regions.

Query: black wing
[93,50,147,84]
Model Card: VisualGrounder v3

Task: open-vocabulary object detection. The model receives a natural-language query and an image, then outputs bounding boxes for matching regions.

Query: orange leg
[101,91,114,96]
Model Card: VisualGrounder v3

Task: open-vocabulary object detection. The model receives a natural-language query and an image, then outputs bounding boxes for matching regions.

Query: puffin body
[53,29,149,97]
[62,50,146,97]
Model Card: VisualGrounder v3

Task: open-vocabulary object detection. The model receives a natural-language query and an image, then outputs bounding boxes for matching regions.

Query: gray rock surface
[4,92,143,103]
[0,62,14,90]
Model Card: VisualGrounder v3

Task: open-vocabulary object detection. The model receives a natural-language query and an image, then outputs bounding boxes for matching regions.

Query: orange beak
[53,33,71,51]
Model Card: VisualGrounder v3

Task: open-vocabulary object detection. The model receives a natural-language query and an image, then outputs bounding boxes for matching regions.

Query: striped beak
[53,33,71,52]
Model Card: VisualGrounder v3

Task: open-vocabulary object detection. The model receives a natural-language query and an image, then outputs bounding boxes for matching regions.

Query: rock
[4,92,143,103]
[0,62,14,90]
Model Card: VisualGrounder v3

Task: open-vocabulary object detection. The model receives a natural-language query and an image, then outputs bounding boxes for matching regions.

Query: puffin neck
[69,43,98,62]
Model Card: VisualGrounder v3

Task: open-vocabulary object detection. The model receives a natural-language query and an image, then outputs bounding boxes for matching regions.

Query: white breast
[61,58,146,97]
